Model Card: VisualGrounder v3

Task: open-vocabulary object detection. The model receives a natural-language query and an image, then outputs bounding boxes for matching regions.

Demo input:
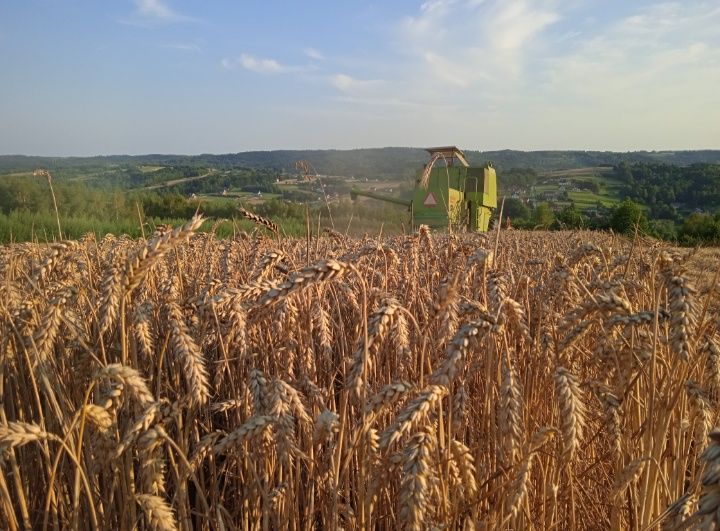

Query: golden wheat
[0,220,718,529]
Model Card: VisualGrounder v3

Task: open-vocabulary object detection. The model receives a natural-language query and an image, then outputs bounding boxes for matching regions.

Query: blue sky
[1,0,719,155]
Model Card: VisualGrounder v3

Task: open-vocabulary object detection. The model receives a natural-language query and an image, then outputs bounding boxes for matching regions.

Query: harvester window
[465,176,478,192]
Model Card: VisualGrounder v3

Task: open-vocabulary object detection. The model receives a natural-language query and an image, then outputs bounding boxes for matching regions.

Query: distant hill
[2,148,720,178]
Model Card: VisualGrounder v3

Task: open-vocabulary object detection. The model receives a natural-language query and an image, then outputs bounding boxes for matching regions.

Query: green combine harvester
[350,146,497,232]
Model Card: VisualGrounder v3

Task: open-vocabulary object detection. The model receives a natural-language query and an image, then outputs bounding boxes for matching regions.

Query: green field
[530,167,625,211]
[138,165,165,173]
[195,192,282,205]
[566,190,620,208]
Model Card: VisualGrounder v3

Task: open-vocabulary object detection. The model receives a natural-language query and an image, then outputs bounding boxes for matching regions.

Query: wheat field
[1,215,718,530]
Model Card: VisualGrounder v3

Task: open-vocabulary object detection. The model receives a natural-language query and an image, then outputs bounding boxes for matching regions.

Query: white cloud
[327,74,451,112]
[136,0,173,19]
[119,0,192,26]
[402,0,561,90]
[210,2,719,150]
[162,42,202,52]
[222,54,285,73]
[544,3,720,104]
[304,48,324,61]
[134,0,186,22]
[523,2,720,149]
[493,1,559,51]
[239,53,284,73]
[422,53,469,88]
[405,0,458,37]
[316,1,719,149]
[330,74,382,92]
[222,53,320,74]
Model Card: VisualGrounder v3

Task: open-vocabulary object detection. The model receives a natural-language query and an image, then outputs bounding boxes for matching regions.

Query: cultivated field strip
[0,218,718,530]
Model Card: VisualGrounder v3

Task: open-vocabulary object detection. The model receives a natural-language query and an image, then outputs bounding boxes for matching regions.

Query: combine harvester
[350,146,497,232]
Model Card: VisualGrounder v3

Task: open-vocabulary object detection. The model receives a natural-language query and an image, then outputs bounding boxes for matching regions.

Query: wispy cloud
[222,53,319,74]
[222,53,285,73]
[136,0,177,20]
[240,54,284,73]
[422,52,472,88]
[328,74,450,112]
[402,0,561,89]
[304,48,324,61]
[544,3,720,103]
[330,74,382,93]
[317,0,561,114]
[161,42,202,52]
[120,0,192,26]
[404,0,459,39]
[493,2,559,51]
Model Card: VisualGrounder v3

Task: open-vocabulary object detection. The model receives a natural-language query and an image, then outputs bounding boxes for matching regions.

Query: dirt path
[141,171,215,190]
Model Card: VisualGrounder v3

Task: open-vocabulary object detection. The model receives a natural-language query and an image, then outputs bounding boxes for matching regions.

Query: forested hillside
[616,162,720,214]
[2,149,720,179]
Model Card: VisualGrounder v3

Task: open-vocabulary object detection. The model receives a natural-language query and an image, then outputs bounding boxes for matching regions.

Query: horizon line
[2,146,720,159]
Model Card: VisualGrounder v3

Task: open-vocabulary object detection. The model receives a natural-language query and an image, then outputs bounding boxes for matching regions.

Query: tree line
[2,161,719,244]
[499,160,720,244]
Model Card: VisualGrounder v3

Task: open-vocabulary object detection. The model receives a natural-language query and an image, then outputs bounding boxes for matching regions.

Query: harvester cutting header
[350,146,497,232]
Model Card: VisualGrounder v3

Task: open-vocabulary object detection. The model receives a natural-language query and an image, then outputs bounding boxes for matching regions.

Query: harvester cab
[350,146,497,232]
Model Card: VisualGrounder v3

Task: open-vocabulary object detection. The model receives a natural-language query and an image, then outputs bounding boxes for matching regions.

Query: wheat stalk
[238,207,279,234]
[136,494,178,531]
[124,214,204,294]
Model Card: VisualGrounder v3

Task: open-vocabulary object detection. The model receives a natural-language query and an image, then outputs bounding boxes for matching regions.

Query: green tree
[532,202,555,228]
[610,199,648,234]
[648,219,678,241]
[556,204,585,229]
[680,212,720,243]
[498,168,537,191]
[502,198,530,220]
